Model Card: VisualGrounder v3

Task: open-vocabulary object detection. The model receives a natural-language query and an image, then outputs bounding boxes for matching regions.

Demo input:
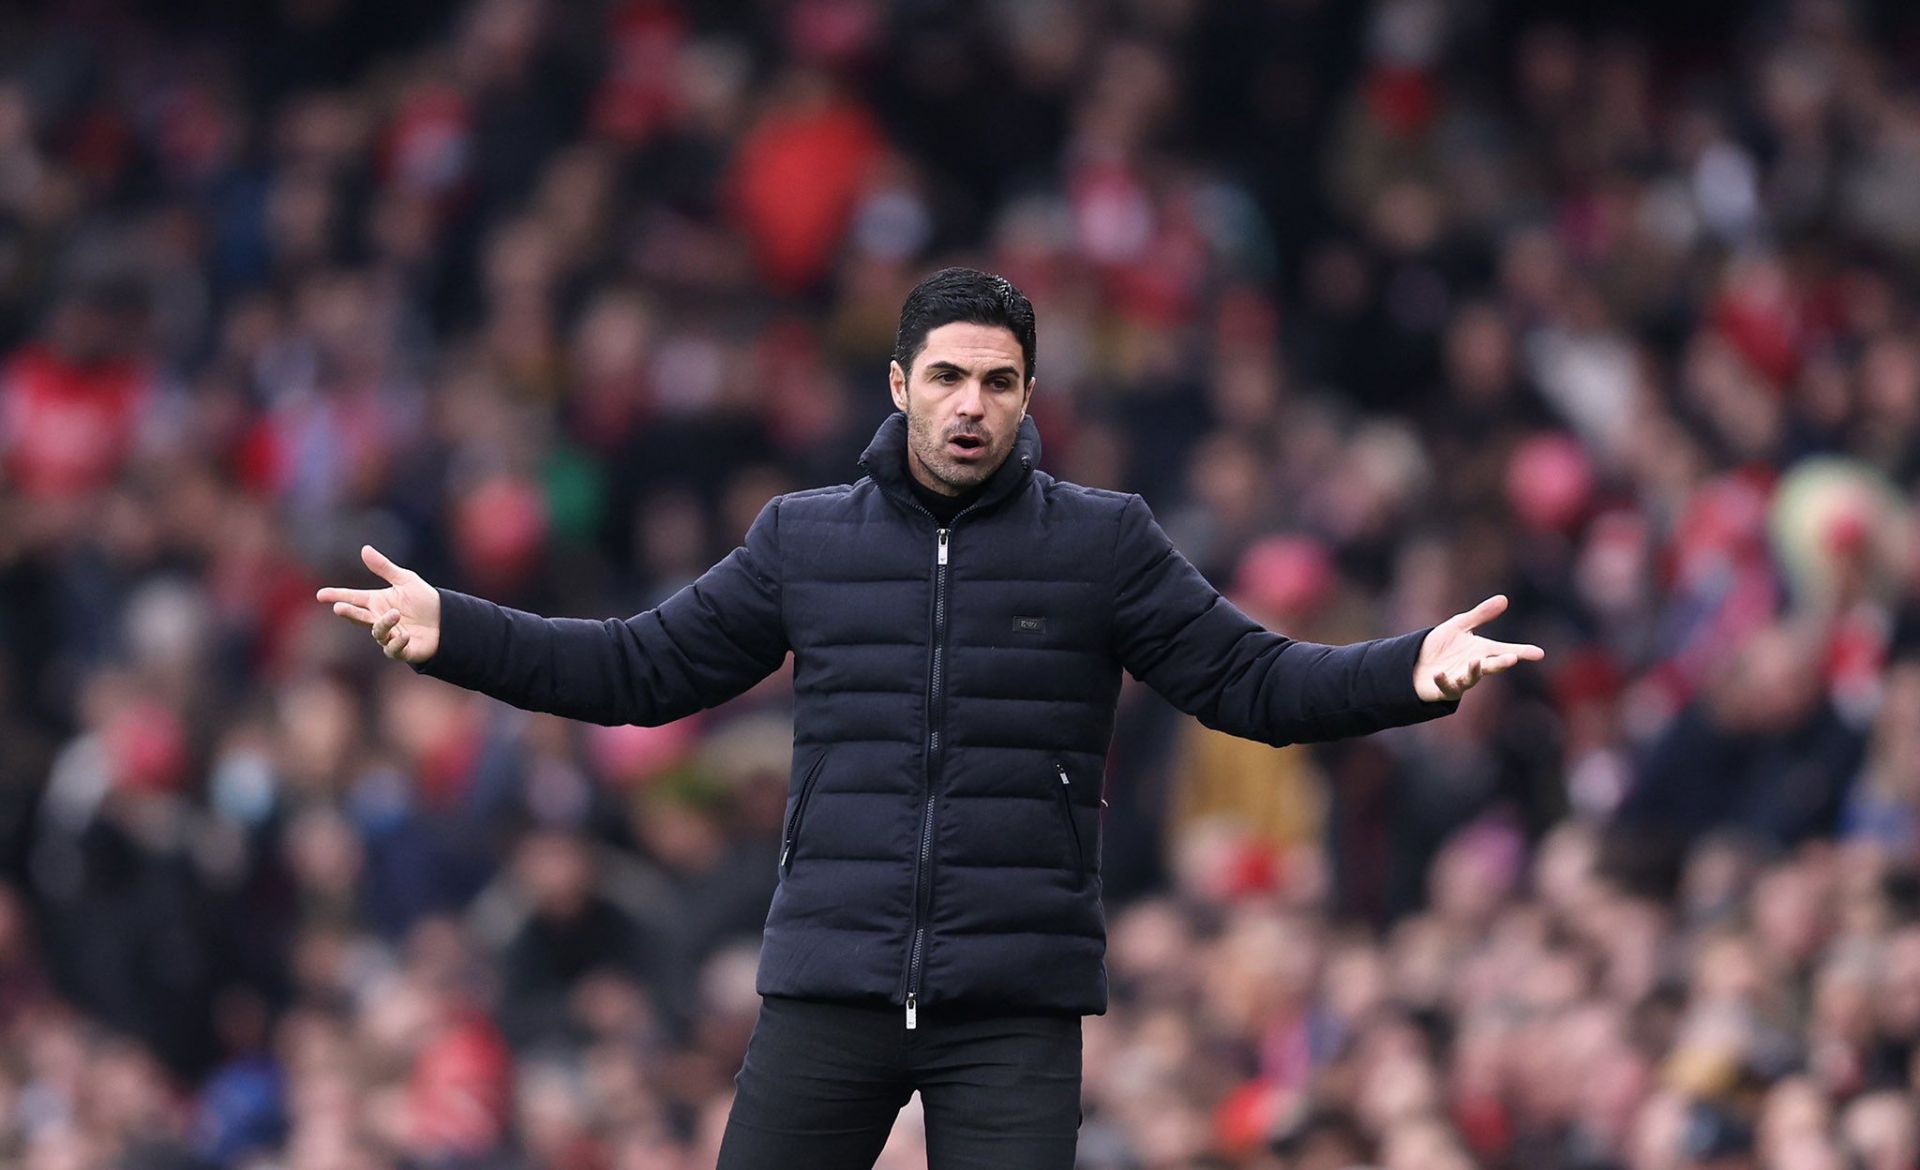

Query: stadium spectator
[4,0,1920,1166]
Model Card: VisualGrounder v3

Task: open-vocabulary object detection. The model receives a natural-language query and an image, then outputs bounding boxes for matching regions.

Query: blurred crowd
[6,0,1920,1166]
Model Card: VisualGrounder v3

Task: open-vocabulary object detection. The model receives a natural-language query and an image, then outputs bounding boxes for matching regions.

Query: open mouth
[947,434,988,458]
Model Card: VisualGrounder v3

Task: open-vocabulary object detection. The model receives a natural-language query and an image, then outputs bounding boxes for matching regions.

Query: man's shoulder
[777,482,863,508]
[1035,471,1138,516]
[764,480,874,530]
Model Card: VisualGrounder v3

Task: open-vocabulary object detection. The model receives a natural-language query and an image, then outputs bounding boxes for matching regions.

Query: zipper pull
[779,842,791,869]
[1057,765,1070,788]
[906,994,918,1030]
[937,529,949,565]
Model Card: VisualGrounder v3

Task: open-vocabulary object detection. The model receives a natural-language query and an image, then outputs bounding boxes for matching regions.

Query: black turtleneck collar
[858,412,1041,526]
[909,475,983,524]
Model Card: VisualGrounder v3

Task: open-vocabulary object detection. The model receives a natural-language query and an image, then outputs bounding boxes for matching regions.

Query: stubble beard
[906,410,999,495]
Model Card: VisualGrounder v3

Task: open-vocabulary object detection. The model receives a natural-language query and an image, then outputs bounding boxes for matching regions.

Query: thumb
[361,544,407,587]
[1455,594,1509,632]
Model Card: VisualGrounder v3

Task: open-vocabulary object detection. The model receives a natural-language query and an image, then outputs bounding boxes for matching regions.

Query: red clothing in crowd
[1,343,151,500]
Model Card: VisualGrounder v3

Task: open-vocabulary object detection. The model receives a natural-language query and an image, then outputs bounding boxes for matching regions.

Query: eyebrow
[923,360,1024,381]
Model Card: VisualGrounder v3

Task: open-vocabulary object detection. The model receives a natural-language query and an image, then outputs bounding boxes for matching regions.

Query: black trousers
[716,995,1083,1169]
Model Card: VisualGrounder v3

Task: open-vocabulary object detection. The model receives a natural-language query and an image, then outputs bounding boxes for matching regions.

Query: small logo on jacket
[1013,616,1047,634]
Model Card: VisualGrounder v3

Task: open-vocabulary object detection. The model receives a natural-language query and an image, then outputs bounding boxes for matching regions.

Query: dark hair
[892,267,1037,382]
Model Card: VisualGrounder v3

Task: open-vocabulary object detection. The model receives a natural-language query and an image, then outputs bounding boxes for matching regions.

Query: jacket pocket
[1053,762,1085,880]
[780,749,829,875]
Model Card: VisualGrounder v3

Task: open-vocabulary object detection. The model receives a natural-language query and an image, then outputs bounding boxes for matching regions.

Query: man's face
[889,322,1034,497]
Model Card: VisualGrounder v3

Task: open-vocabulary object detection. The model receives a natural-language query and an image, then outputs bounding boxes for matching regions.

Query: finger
[1479,652,1519,675]
[1463,637,1546,665]
[373,609,401,642]
[316,586,375,608]
[383,631,411,660]
[1441,661,1480,695]
[332,601,377,626]
[1455,594,1509,631]
[1434,669,1458,699]
[362,545,408,587]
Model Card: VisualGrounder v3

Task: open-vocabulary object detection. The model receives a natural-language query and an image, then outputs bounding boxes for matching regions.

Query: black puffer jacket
[419,413,1455,1020]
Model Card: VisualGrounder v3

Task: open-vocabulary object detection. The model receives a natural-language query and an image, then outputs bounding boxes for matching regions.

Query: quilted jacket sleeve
[413,497,789,726]
[1110,493,1456,746]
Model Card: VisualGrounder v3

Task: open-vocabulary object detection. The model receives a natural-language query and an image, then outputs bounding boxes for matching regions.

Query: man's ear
[1021,377,1035,418]
[889,360,910,413]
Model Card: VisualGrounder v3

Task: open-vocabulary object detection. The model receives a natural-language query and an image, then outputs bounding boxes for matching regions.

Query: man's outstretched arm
[317,498,790,726]
[1109,494,1541,746]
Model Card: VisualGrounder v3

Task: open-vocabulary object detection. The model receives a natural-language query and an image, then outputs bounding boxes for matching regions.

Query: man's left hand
[1413,594,1545,702]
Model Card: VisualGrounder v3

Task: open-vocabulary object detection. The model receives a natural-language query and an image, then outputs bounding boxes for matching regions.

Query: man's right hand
[316,545,443,664]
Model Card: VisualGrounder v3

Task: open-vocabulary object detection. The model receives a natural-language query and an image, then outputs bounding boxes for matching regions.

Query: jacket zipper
[779,751,829,874]
[904,526,949,1029]
[1055,762,1085,880]
[854,443,1032,1032]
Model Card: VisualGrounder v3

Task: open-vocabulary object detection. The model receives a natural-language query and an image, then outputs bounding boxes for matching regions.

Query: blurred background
[6,0,1920,1166]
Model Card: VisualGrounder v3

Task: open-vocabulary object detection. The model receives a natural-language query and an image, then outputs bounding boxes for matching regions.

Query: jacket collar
[858,411,1041,521]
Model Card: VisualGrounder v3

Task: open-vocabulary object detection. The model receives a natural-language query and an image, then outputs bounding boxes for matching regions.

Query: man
[318,267,1543,1168]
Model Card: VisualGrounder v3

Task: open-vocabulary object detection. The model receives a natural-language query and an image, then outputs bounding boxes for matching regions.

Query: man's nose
[954,380,986,419]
